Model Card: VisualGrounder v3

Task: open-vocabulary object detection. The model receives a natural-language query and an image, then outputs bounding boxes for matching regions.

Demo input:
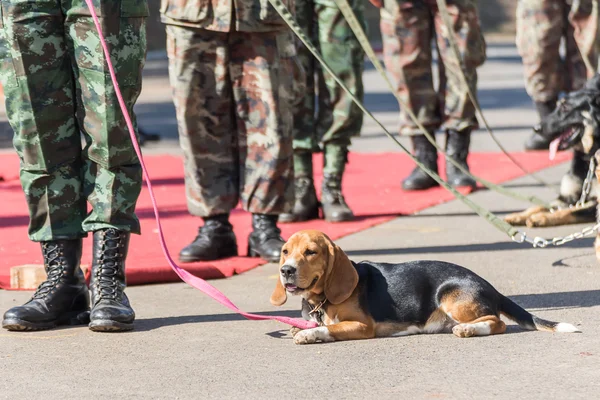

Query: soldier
[279,0,365,223]
[373,0,486,190]
[0,0,148,332]
[161,0,299,263]
[517,0,599,151]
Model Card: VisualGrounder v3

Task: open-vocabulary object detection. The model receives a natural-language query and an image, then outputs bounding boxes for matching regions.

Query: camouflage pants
[380,0,486,135]
[166,25,295,217]
[516,0,599,102]
[293,0,365,151]
[0,0,147,242]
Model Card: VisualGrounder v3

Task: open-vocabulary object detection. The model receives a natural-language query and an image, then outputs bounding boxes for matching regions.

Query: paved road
[1,42,599,399]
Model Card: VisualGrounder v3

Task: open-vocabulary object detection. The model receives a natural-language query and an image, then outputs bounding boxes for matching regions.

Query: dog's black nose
[280,265,296,279]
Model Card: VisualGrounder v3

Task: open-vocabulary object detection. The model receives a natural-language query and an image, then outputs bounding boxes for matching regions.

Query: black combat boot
[402,134,439,191]
[321,175,354,222]
[445,129,477,189]
[524,99,558,151]
[2,239,89,331]
[279,177,320,222]
[279,151,319,223]
[321,144,354,222]
[179,214,238,262]
[89,229,135,332]
[248,214,285,262]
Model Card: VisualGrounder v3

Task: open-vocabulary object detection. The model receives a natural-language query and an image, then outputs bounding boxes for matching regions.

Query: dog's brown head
[270,230,358,307]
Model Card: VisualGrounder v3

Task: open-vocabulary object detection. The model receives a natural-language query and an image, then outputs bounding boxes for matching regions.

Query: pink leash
[84,0,318,330]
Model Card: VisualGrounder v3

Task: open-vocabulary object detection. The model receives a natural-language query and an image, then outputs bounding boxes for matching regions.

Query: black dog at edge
[505,74,600,236]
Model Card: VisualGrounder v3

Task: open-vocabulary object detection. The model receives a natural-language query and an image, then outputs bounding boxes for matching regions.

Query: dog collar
[308,298,328,326]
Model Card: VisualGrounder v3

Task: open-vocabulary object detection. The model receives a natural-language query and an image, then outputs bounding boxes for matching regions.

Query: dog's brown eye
[304,250,316,256]
[282,249,288,255]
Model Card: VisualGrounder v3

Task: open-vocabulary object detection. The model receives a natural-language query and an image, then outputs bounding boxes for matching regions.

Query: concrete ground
[1,42,600,399]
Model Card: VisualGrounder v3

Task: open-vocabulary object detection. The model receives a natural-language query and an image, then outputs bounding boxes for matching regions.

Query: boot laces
[192,225,212,246]
[32,243,65,299]
[295,177,312,198]
[95,230,123,301]
[253,216,282,240]
[323,180,348,206]
[262,225,282,240]
[194,220,231,244]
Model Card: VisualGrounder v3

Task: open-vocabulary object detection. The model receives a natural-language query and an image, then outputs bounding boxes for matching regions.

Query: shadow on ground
[134,289,599,332]
[135,310,302,332]
[344,238,594,256]
[511,289,600,310]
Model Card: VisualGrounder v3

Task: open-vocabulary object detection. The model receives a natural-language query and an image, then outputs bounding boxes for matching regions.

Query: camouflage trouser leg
[381,0,485,135]
[516,0,599,102]
[381,2,438,135]
[166,25,294,217]
[433,0,485,133]
[0,0,147,241]
[315,0,365,148]
[293,0,319,153]
[293,0,365,151]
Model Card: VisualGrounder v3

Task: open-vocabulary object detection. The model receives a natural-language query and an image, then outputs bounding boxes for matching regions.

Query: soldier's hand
[369,0,383,7]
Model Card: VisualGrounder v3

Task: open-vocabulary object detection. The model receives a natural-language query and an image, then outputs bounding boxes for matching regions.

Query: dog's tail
[499,295,581,333]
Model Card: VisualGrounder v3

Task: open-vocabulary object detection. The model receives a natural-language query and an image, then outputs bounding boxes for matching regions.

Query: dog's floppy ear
[324,239,358,304]
[270,278,287,306]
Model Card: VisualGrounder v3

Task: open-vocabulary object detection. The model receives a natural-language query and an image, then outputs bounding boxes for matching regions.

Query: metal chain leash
[577,157,596,207]
[512,221,600,248]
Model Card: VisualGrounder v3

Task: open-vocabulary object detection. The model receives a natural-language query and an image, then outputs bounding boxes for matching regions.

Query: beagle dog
[271,230,581,344]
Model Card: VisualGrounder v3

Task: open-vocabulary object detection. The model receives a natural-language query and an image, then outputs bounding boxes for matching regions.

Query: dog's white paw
[290,327,302,338]
[452,324,475,338]
[293,327,333,344]
[294,329,319,344]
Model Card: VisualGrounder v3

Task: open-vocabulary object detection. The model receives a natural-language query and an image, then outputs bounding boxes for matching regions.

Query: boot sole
[179,250,238,263]
[448,180,478,190]
[324,214,355,223]
[402,182,440,191]
[89,319,134,332]
[247,248,279,263]
[2,310,90,332]
[279,206,321,223]
[2,318,52,331]
[451,184,478,190]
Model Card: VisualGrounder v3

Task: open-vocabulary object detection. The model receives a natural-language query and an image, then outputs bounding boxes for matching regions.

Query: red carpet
[0,151,571,289]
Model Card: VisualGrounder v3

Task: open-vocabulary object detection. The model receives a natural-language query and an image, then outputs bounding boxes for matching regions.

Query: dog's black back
[353,260,501,324]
